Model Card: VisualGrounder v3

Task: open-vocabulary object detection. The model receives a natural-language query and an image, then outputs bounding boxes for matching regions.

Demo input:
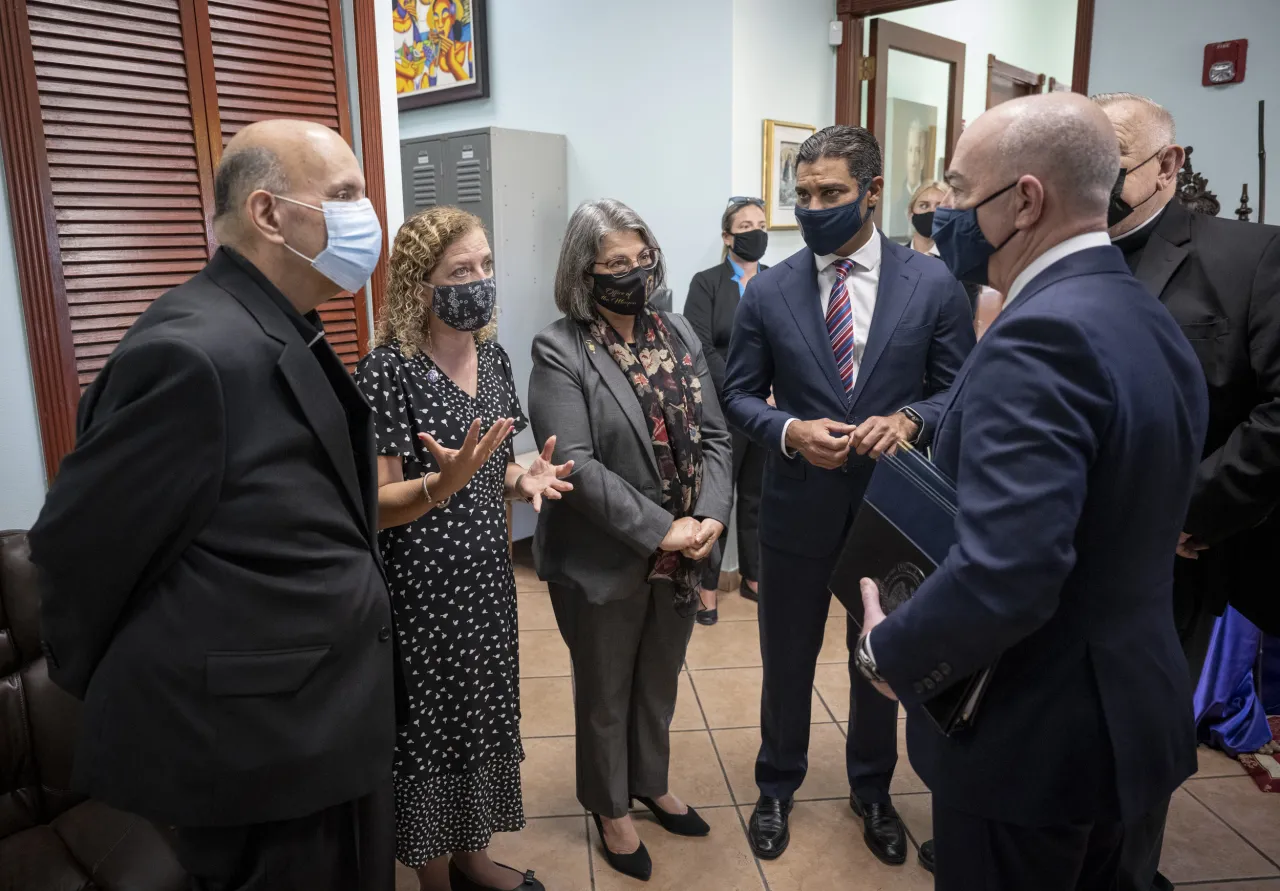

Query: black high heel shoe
[591,812,652,881]
[632,795,711,837]
[695,607,718,626]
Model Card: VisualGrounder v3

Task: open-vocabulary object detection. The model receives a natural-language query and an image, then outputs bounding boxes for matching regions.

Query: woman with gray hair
[528,199,734,880]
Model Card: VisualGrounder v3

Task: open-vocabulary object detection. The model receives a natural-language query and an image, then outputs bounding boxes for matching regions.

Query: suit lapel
[275,343,369,539]
[581,330,661,480]
[779,251,847,404]
[850,236,920,408]
[1134,203,1191,300]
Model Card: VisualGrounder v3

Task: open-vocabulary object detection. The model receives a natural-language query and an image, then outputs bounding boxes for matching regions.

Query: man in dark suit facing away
[29,120,421,891]
[1094,91,1280,891]
[858,93,1208,891]
[722,125,975,865]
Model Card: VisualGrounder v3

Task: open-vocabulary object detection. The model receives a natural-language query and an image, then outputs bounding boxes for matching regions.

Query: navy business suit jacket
[873,246,1210,827]
[722,234,975,558]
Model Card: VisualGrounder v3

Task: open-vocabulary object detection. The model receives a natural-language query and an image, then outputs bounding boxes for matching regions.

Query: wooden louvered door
[25,0,217,390]
[196,0,367,369]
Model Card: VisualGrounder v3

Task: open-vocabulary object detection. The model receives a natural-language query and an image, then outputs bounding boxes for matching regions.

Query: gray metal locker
[397,127,568,467]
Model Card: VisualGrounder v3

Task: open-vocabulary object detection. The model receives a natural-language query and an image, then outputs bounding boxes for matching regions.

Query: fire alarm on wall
[1203,39,1247,86]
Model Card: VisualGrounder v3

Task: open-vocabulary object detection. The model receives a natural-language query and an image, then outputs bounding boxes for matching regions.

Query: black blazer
[29,249,400,828]
[683,259,767,401]
[1135,201,1280,635]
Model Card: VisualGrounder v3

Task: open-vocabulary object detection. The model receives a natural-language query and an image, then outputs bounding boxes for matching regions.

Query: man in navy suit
[722,125,975,863]
[858,93,1208,890]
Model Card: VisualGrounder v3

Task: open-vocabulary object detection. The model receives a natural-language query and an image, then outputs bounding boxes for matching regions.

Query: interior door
[987,55,1046,109]
[865,19,965,242]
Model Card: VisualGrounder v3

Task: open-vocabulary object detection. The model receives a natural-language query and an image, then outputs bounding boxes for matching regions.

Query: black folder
[828,443,995,736]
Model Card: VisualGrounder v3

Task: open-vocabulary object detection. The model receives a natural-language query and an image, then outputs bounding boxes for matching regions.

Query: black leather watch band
[900,406,924,443]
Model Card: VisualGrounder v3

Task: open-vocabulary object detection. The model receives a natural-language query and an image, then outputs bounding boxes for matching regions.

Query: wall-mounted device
[1203,39,1247,86]
[828,20,844,47]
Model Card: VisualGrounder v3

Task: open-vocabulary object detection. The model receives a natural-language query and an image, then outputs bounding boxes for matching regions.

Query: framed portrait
[762,120,816,230]
[394,0,490,111]
[885,98,939,240]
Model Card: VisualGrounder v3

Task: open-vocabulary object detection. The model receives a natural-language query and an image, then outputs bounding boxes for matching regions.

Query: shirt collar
[1111,204,1166,244]
[815,224,882,275]
[1003,231,1112,307]
[223,246,326,347]
[727,254,745,280]
[927,243,941,258]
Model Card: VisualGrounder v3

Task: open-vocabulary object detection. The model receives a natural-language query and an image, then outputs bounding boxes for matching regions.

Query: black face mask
[591,265,654,316]
[430,276,496,332]
[1108,149,1164,228]
[729,228,768,262]
[911,210,935,239]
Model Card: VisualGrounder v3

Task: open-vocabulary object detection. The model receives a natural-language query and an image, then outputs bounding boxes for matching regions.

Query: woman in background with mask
[528,199,733,880]
[357,206,571,891]
[908,180,983,323]
[683,197,771,623]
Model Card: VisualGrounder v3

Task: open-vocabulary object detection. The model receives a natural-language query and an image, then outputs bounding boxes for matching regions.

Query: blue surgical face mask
[794,183,872,256]
[276,196,384,293]
[930,181,1021,286]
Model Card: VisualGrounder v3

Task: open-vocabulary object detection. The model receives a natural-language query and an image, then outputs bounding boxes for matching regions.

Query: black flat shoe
[850,793,907,866]
[919,838,935,873]
[591,812,652,882]
[739,579,759,603]
[748,795,793,859]
[448,859,545,890]
[696,608,718,626]
[632,795,711,836]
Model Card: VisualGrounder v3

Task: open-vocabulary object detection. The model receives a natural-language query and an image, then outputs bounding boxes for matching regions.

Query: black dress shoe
[739,579,759,603]
[918,838,935,873]
[1153,871,1175,891]
[633,796,711,836]
[591,812,652,881]
[748,795,793,859]
[448,859,545,890]
[850,793,907,865]
[696,608,718,626]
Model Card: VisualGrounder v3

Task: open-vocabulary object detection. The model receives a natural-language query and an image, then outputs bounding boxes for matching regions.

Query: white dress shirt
[1003,231,1112,307]
[780,227,883,453]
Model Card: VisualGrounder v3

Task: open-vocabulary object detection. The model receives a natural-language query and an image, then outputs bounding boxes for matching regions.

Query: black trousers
[933,800,1128,891]
[755,541,898,802]
[1116,564,1216,891]
[173,780,395,891]
[700,432,765,589]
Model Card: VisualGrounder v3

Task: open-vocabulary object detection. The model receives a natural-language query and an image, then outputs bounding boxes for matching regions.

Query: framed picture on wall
[395,0,491,110]
[763,120,816,230]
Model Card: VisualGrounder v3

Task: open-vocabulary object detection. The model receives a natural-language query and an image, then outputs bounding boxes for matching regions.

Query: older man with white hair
[855,93,1208,889]
[1095,90,1280,891]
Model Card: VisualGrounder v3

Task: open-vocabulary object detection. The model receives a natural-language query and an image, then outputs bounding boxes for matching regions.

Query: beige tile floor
[396,548,1280,890]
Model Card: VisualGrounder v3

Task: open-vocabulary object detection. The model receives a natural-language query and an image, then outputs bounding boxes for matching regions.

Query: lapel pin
[587,342,596,353]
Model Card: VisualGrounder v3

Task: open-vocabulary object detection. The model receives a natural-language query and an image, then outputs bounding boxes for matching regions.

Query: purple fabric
[1193,606,1273,756]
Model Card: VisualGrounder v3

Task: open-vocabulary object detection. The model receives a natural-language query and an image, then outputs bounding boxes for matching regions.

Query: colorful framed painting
[762,120,816,230]
[394,0,490,110]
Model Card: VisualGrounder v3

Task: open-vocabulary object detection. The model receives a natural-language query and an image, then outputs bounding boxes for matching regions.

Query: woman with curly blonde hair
[356,206,571,891]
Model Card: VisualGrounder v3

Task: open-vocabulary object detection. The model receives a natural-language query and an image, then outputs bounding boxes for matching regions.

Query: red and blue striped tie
[826,258,857,393]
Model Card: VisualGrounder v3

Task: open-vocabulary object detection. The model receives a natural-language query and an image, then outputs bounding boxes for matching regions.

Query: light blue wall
[1090,0,1280,219]
[398,0,736,312]
[0,150,48,530]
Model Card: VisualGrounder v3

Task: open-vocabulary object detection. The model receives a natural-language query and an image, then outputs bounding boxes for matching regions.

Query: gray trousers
[549,581,694,818]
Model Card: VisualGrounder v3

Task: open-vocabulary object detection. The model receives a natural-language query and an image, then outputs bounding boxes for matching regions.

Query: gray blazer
[529,312,734,604]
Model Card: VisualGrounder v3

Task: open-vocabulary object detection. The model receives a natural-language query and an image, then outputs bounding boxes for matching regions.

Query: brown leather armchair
[0,530,186,890]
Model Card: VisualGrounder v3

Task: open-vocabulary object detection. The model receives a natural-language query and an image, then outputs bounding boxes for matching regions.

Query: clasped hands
[785,413,920,469]
[660,515,725,562]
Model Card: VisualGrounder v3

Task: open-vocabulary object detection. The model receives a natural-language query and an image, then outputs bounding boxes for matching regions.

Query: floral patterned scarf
[589,310,705,616]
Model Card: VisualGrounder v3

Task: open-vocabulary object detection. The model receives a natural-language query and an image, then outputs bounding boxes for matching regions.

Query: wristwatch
[854,632,884,684]
[899,406,924,443]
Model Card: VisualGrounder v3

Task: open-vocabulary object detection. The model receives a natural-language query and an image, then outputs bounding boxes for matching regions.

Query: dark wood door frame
[987,54,1047,109]
[836,0,1096,128]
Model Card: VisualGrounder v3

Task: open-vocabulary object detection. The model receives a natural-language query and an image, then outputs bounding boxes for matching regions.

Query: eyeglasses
[726,196,765,208]
[592,247,661,278]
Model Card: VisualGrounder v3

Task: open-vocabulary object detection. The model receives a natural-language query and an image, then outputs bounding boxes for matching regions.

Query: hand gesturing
[516,436,575,512]
[419,417,514,500]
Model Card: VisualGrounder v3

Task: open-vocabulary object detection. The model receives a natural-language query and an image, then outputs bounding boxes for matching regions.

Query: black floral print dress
[356,340,527,866]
